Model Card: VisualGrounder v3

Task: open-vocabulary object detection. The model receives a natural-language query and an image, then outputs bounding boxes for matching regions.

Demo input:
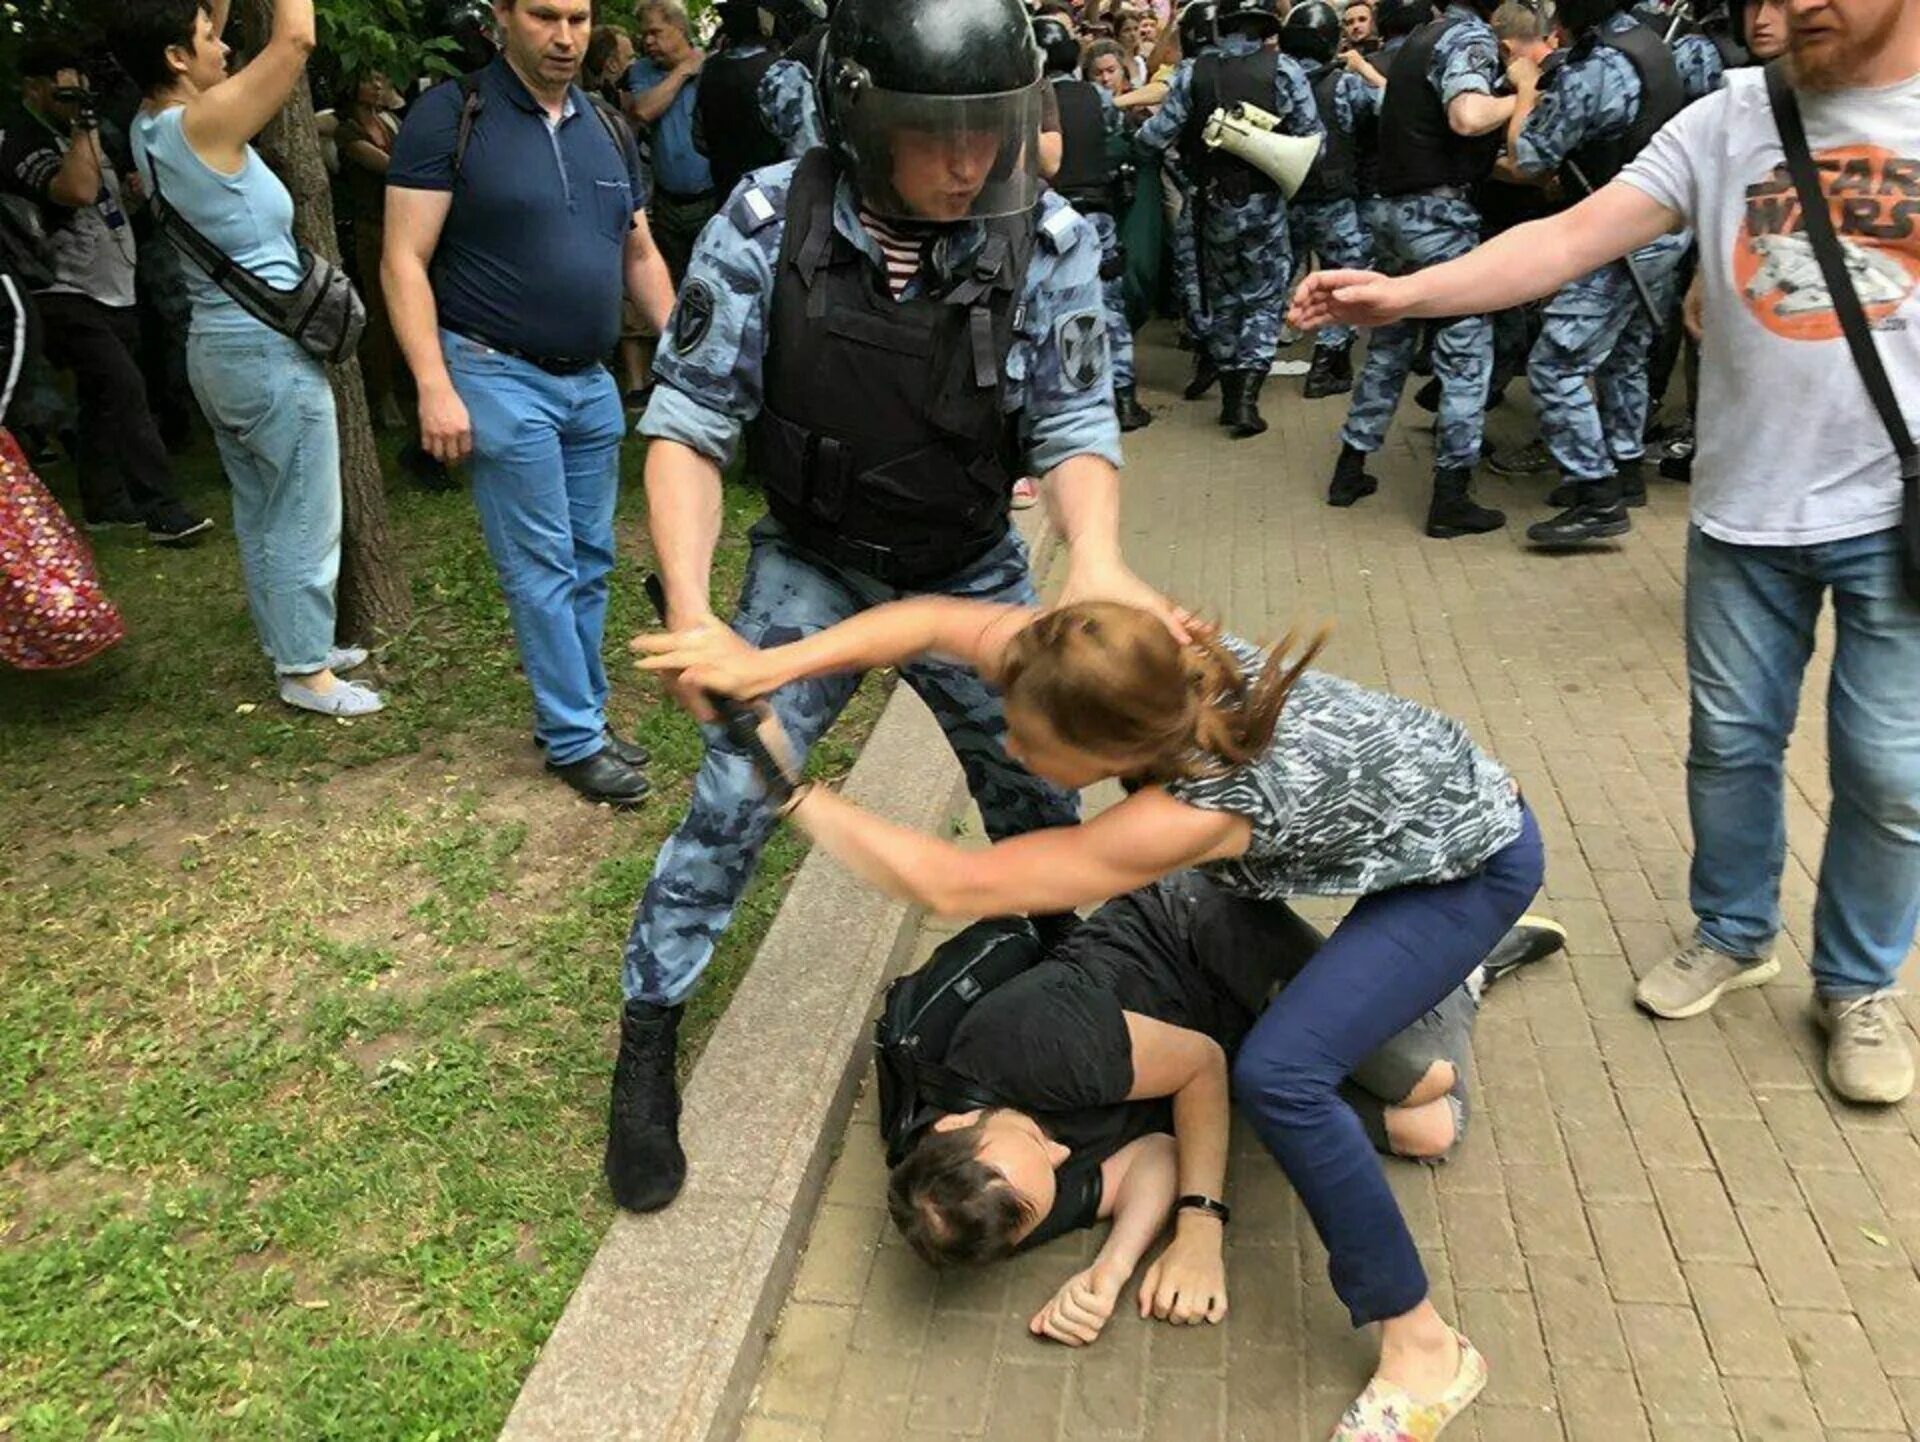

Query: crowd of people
[1,0,1915,1436]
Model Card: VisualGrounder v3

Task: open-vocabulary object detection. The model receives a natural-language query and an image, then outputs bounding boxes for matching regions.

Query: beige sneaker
[1815,992,1915,1105]
[1635,940,1779,1020]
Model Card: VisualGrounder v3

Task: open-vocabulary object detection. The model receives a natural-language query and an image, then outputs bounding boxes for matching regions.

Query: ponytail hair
[1000,602,1327,781]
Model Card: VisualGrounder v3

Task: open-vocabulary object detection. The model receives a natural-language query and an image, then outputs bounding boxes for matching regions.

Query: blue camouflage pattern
[1289,199,1373,351]
[1512,11,1691,480]
[638,157,1122,476]
[1088,209,1136,390]
[1337,8,1502,471]
[621,519,1081,1005]
[1672,32,1725,103]
[1167,162,1209,351]
[1135,34,1323,370]
[758,53,825,154]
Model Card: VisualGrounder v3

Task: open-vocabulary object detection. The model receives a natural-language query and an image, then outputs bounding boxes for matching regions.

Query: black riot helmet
[1558,0,1627,34]
[820,0,1047,221]
[1279,1,1342,63]
[1374,0,1436,37]
[1033,13,1081,75]
[1215,0,1283,37]
[719,0,829,44]
[1178,0,1221,49]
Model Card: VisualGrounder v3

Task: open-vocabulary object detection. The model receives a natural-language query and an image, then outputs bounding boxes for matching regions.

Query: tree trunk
[240,0,412,643]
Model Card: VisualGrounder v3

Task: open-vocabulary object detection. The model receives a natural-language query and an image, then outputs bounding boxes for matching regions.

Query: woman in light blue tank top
[109,0,382,717]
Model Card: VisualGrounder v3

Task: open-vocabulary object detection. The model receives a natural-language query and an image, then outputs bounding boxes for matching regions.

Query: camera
[50,85,98,130]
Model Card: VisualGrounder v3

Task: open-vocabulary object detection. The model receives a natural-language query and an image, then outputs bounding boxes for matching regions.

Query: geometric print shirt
[1166,638,1525,899]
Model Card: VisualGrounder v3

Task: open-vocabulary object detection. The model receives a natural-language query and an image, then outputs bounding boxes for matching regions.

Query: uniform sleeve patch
[1055,311,1109,391]
[673,279,717,354]
[1040,205,1080,252]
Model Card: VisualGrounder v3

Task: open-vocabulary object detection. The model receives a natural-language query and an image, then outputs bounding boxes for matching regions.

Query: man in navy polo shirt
[384,0,676,807]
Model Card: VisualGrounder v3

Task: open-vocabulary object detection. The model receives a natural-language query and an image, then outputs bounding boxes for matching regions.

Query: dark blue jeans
[1232,807,1545,1327]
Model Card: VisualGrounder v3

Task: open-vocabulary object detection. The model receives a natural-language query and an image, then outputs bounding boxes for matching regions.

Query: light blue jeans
[444,331,625,766]
[1686,525,1920,996]
[187,326,341,674]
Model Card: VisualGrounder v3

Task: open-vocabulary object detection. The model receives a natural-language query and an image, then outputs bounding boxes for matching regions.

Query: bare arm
[627,57,701,125]
[1447,90,1516,137]
[785,783,1251,918]
[180,0,317,167]
[343,138,390,175]
[1503,69,1541,157]
[381,186,470,462]
[46,128,103,208]
[625,210,675,333]
[1030,1133,1177,1347]
[644,439,728,630]
[1114,82,1168,111]
[1126,1013,1231,1324]
[1037,130,1063,179]
[1343,49,1386,88]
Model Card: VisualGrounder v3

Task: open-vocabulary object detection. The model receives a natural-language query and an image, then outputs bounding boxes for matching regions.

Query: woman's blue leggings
[1232,806,1545,1327]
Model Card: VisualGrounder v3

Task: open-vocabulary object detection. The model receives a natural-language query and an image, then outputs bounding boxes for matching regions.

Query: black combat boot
[1425,467,1506,539]
[1226,371,1268,439]
[1327,443,1378,507]
[1302,342,1354,400]
[1115,384,1154,432]
[1183,351,1220,400]
[604,999,687,1213]
[1618,458,1648,508]
[1527,475,1630,546]
[1217,369,1246,427]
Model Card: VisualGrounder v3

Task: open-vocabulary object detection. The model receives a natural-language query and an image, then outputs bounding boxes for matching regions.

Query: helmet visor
[838,80,1046,222]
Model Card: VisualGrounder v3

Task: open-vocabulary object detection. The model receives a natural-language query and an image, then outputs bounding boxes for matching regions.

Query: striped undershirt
[857,208,934,299]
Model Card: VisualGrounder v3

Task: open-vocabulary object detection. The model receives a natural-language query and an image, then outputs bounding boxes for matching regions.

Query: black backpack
[873,916,1046,1167]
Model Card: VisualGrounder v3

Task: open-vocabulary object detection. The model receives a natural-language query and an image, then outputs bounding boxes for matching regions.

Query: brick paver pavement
[738,328,1920,1442]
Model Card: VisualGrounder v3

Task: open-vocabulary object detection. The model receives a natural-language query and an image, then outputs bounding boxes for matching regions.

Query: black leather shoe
[1618,460,1648,509]
[1115,384,1154,432]
[547,749,650,807]
[1327,443,1378,507]
[1426,467,1506,539]
[1227,371,1267,438]
[602,728,651,769]
[605,1000,686,1212]
[1302,344,1353,400]
[1527,501,1631,546]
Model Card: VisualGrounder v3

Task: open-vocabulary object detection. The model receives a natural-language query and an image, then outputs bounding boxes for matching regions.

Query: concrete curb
[501,511,1057,1442]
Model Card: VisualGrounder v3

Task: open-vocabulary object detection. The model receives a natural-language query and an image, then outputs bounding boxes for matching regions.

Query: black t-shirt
[942,872,1314,1172]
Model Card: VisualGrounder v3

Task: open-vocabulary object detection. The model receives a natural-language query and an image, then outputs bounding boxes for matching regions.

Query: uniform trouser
[1529,249,1684,483]
[1232,808,1543,1327]
[1645,243,1699,424]
[1338,194,1490,472]
[444,331,625,767]
[187,326,341,674]
[622,519,1081,1006]
[1198,188,1291,371]
[37,292,185,525]
[1088,210,1136,392]
[1171,181,1206,348]
[1490,302,1542,401]
[1287,197,1373,353]
[1685,526,1920,998]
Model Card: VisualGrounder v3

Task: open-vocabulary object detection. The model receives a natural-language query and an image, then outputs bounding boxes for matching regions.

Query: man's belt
[451,331,601,376]
[775,514,1006,590]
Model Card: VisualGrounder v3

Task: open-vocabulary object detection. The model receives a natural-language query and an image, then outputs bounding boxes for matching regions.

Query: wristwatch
[1175,1194,1230,1224]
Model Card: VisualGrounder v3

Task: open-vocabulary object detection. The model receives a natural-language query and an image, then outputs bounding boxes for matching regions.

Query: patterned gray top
[1167,638,1525,900]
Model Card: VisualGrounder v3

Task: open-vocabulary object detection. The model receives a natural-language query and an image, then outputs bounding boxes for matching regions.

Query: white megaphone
[1201,103,1323,200]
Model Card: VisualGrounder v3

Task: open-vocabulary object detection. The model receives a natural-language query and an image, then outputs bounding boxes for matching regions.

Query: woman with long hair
[638,597,1543,1441]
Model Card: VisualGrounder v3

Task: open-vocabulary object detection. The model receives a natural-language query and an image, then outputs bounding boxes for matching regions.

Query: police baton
[1564,158,1663,326]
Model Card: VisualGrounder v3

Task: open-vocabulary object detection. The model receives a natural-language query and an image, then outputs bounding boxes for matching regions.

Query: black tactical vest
[1183,49,1285,202]
[696,47,784,201]
[1294,66,1358,203]
[1352,35,1406,200]
[1050,77,1118,211]
[749,151,1033,586]
[1564,21,1685,190]
[1376,17,1503,196]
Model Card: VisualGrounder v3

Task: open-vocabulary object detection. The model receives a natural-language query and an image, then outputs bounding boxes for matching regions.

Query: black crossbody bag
[145,162,366,365]
[1764,62,1920,602]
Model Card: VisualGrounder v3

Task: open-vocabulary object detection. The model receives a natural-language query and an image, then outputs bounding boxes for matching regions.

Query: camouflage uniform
[1135,34,1323,372]
[625,160,1114,1006]
[1167,157,1209,351]
[755,49,826,154]
[1671,31,1725,103]
[1511,12,1689,483]
[1289,66,1375,354]
[1089,209,1136,391]
[1338,6,1503,473]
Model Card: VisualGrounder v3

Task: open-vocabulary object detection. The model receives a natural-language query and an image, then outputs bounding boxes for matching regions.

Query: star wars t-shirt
[1620,67,1920,546]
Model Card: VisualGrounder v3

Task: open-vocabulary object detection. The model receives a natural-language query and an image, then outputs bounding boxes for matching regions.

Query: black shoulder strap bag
[1764,61,1920,602]
[144,160,366,366]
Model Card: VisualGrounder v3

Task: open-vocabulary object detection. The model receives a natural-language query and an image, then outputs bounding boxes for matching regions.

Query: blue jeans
[446,331,625,765]
[622,519,1081,1006]
[1686,525,1920,997]
[1232,808,1544,1327]
[187,326,341,674]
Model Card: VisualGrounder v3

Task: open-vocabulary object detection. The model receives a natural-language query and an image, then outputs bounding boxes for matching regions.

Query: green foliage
[314,0,460,91]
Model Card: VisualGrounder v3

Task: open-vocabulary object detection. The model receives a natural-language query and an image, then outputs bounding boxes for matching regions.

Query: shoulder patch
[1054,310,1109,391]
[728,184,780,235]
[1039,204,1081,254]
[673,279,717,355]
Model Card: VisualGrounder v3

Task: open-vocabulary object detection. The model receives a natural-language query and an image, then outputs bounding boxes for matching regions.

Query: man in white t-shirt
[1290,0,1919,1104]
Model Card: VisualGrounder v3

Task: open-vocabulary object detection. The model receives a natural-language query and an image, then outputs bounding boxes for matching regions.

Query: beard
[1785,1,1904,89]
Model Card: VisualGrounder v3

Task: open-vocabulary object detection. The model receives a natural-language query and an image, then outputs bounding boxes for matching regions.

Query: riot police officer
[607,0,1167,1215]
[1326,0,1513,537]
[1137,0,1321,439]
[1035,12,1152,431]
[1279,1,1374,400]
[1505,0,1687,545]
[693,0,827,202]
[1349,0,1432,245]
[1168,0,1222,383]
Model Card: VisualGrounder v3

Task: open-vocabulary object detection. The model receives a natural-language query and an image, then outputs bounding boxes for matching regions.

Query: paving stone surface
[738,329,1920,1441]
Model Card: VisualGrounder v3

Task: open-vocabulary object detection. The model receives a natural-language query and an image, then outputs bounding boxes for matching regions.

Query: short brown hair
[887,1121,1032,1267]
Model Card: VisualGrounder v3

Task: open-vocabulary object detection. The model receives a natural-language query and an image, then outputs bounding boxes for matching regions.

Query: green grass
[0,431,889,1439]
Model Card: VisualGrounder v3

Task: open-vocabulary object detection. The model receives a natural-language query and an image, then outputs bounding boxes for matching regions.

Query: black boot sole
[1526,515,1632,545]
[1229,419,1267,439]
[1426,515,1507,539]
[1302,379,1353,400]
[1327,477,1377,508]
